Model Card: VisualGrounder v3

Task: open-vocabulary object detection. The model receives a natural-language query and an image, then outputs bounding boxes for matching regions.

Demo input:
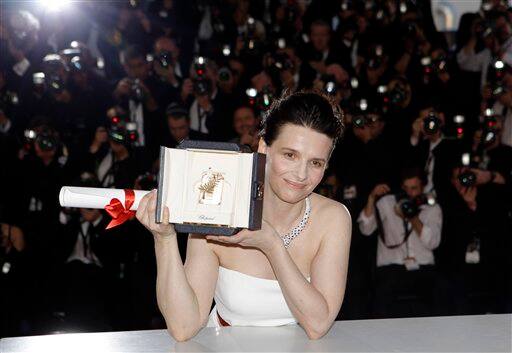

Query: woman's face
[261,124,333,204]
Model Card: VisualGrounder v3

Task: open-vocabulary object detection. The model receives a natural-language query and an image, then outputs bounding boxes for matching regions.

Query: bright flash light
[454,115,465,124]
[39,0,71,12]
[494,60,504,69]
[462,153,470,166]
[359,99,368,111]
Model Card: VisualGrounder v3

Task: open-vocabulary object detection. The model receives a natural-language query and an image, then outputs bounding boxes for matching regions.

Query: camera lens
[423,113,441,135]
[399,198,418,218]
[458,171,476,187]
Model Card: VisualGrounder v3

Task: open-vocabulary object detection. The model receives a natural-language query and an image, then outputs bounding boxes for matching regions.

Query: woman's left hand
[205,219,282,254]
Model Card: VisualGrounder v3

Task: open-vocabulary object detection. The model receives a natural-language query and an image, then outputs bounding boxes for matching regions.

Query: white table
[1,314,510,352]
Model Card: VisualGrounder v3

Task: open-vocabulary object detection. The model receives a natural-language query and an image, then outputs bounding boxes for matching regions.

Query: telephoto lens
[398,198,419,219]
[157,51,172,69]
[423,112,441,135]
[458,170,477,187]
[35,133,58,151]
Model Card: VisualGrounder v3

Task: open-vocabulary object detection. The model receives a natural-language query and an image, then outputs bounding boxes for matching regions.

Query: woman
[136,91,351,341]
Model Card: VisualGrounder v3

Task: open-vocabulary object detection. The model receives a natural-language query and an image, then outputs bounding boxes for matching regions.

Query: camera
[380,78,410,112]
[192,57,212,96]
[245,86,273,112]
[320,75,338,95]
[155,51,173,69]
[268,52,294,72]
[396,193,431,219]
[24,129,58,151]
[218,67,232,82]
[32,70,66,96]
[47,75,65,95]
[351,98,380,128]
[366,45,385,69]
[423,111,442,135]
[108,122,138,146]
[458,170,477,187]
[481,113,500,146]
[130,78,145,102]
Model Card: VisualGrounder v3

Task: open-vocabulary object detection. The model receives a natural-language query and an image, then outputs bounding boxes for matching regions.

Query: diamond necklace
[280,196,311,249]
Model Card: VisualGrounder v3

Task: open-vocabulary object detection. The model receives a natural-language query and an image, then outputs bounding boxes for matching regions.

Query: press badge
[343,185,357,200]
[404,257,420,271]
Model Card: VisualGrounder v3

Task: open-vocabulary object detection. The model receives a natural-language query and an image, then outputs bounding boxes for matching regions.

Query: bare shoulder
[310,193,352,243]
[310,193,351,224]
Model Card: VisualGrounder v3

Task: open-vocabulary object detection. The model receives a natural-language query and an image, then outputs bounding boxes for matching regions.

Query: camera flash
[462,153,470,166]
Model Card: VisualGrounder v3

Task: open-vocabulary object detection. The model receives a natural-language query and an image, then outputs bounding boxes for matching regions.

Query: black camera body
[320,74,338,95]
[155,51,173,69]
[108,123,138,146]
[192,57,212,96]
[24,129,58,152]
[396,193,428,219]
[423,111,442,135]
[458,170,477,187]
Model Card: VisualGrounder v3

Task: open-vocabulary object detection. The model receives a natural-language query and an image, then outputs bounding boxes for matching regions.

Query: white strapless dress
[206,266,309,327]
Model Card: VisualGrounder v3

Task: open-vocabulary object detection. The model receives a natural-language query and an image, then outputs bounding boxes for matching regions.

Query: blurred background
[0,0,511,338]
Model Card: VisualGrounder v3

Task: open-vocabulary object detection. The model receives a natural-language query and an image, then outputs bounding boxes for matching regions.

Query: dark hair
[310,19,331,32]
[400,166,427,185]
[259,90,344,148]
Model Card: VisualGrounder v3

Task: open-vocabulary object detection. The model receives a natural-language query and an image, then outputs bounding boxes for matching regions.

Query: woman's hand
[136,189,177,240]
[205,219,282,254]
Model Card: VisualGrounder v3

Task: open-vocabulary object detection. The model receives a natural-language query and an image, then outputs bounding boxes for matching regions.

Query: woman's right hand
[136,189,177,240]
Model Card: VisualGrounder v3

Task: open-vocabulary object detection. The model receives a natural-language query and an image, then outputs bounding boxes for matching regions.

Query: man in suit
[406,103,464,208]
[163,102,209,148]
[50,173,123,331]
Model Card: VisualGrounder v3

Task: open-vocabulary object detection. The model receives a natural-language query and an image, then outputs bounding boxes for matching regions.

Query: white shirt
[491,101,512,148]
[456,47,491,89]
[358,194,442,267]
[66,216,103,266]
[189,89,217,134]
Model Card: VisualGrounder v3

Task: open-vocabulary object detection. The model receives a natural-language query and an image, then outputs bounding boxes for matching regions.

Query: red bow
[105,189,136,229]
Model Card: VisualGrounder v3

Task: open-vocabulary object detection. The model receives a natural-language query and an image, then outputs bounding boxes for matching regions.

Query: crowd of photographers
[0,0,511,338]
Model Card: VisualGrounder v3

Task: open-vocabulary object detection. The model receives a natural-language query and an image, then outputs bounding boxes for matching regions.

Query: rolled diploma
[59,186,150,210]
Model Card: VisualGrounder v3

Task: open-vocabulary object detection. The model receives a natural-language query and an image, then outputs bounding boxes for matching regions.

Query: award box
[156,140,266,235]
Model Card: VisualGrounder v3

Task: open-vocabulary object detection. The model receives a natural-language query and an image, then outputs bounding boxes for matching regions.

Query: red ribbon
[104,189,136,229]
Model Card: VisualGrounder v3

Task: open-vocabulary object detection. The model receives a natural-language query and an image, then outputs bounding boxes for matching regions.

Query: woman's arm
[266,204,351,339]
[137,191,218,341]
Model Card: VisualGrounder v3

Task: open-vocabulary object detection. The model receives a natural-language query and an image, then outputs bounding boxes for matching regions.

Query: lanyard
[374,200,413,250]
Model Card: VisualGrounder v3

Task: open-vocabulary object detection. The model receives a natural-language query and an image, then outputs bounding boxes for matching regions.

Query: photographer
[114,45,163,156]
[87,122,138,189]
[358,168,442,318]
[51,173,123,331]
[0,10,48,87]
[299,20,343,87]
[186,57,235,141]
[437,113,512,313]
[152,36,186,106]
[407,103,464,207]
[332,97,397,320]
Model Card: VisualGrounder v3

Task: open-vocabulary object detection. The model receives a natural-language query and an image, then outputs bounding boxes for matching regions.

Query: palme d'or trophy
[59,140,266,235]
